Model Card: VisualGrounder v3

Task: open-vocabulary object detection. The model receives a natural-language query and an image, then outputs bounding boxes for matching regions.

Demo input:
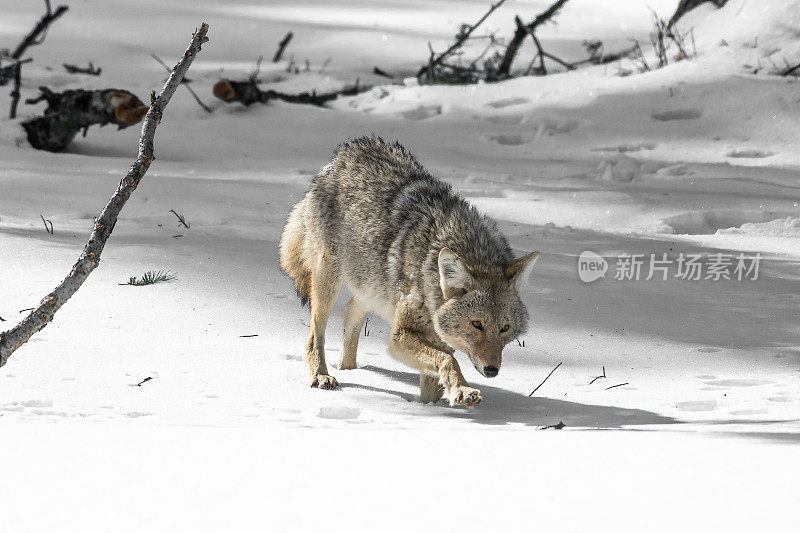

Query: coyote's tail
[279,197,312,308]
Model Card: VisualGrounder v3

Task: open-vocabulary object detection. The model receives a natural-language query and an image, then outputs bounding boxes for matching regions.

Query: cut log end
[110,91,147,126]
[213,80,237,101]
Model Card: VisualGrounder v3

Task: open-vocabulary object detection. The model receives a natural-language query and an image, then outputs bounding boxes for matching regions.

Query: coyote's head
[433,248,539,378]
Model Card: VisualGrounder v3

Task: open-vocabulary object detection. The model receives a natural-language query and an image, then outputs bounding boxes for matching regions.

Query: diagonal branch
[493,0,569,79]
[11,2,69,60]
[0,23,210,368]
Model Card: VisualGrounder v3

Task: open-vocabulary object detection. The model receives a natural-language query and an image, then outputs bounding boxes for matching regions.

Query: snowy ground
[1,1,799,531]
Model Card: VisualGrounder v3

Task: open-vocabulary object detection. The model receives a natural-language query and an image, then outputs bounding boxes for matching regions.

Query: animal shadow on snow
[354,365,675,428]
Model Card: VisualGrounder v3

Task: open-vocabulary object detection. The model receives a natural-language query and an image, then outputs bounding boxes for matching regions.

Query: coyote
[279,137,538,407]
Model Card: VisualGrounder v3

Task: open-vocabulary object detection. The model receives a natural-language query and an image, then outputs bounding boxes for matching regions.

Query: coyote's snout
[279,137,538,407]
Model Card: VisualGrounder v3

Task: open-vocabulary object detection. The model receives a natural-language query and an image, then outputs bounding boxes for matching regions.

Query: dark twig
[169,209,190,229]
[541,421,566,430]
[62,62,102,76]
[782,61,800,77]
[364,317,370,337]
[273,32,294,63]
[151,54,211,113]
[417,0,507,80]
[373,66,394,79]
[19,308,35,314]
[9,61,22,119]
[589,365,606,385]
[135,376,153,386]
[239,334,259,338]
[0,316,5,322]
[40,214,53,234]
[11,2,69,60]
[0,23,210,369]
[605,382,629,390]
[528,361,562,397]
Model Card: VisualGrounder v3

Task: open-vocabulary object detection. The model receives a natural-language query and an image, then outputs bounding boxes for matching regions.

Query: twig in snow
[63,62,101,76]
[373,66,394,79]
[0,316,5,322]
[239,334,259,338]
[19,308,35,314]
[605,382,629,390]
[0,23,209,369]
[541,421,566,430]
[589,365,606,385]
[151,53,211,113]
[273,31,294,63]
[169,209,190,229]
[135,376,153,386]
[516,337,525,347]
[40,214,53,234]
[528,361,562,397]
[363,317,370,337]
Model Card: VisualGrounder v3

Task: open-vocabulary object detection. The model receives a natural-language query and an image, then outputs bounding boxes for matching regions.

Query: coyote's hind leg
[340,297,366,370]
[306,253,341,389]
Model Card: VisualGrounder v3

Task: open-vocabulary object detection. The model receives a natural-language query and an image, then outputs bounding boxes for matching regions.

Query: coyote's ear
[506,251,539,292]
[438,248,473,299]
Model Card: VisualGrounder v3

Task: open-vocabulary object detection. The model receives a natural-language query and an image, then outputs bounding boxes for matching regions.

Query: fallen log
[212,78,363,108]
[21,87,148,151]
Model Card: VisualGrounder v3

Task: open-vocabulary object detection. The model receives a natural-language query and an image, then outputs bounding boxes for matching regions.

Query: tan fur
[278,138,538,407]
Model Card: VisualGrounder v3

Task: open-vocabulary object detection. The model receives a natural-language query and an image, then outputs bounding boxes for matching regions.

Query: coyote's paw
[447,385,482,408]
[310,374,339,390]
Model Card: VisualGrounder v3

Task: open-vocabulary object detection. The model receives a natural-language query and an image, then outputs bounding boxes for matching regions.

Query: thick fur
[279,137,538,406]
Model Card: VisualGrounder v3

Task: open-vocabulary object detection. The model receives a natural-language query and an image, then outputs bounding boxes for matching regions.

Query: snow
[1,0,799,530]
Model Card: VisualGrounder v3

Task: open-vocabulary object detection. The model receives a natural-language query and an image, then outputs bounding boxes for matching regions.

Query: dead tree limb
[493,0,570,79]
[213,77,364,107]
[8,61,22,119]
[273,31,294,63]
[11,1,69,60]
[417,0,507,81]
[514,15,576,75]
[22,87,148,151]
[669,0,728,27]
[63,62,102,76]
[0,58,32,86]
[0,23,210,369]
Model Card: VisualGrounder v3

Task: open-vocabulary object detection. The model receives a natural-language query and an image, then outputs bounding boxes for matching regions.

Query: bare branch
[8,61,22,119]
[417,0,507,80]
[63,62,102,76]
[0,23,210,368]
[493,0,570,78]
[273,31,294,63]
[11,2,69,59]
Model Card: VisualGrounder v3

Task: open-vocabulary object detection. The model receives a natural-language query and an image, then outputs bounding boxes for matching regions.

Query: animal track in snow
[401,105,442,120]
[675,400,717,412]
[726,148,775,159]
[486,97,530,108]
[651,108,702,121]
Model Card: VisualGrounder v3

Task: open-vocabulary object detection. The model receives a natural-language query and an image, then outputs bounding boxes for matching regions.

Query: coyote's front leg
[389,325,482,408]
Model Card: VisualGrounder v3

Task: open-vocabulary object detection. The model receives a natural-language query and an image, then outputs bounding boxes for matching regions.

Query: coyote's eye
[471,320,483,331]
[500,324,510,333]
